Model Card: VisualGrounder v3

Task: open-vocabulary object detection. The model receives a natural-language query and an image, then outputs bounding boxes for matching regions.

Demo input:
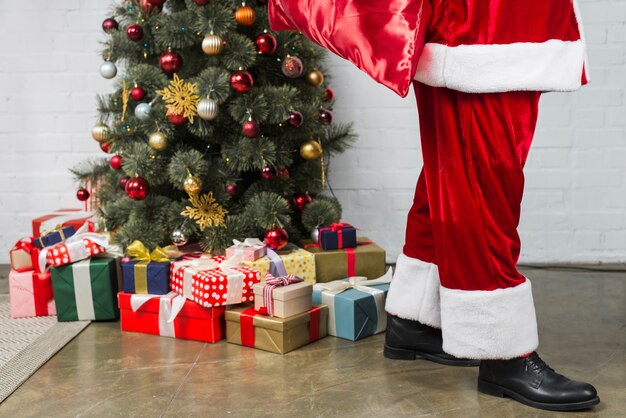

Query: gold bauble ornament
[306,69,324,87]
[300,140,323,160]
[147,131,168,151]
[92,123,112,143]
[202,33,224,55]
[183,175,203,195]
[235,4,256,26]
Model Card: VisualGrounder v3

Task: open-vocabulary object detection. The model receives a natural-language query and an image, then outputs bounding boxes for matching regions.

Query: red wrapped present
[8,270,56,318]
[118,291,225,343]
[170,255,260,308]
[9,237,40,273]
[39,223,109,271]
[32,209,95,238]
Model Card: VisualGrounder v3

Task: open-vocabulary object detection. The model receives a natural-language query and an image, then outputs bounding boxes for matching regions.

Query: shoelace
[525,352,554,373]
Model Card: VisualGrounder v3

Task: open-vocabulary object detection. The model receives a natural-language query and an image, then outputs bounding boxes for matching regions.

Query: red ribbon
[12,237,34,253]
[318,222,353,247]
[308,306,321,341]
[240,307,258,347]
[32,273,53,316]
[345,248,356,277]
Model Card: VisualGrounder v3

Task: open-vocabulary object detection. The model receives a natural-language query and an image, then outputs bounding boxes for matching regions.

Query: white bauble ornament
[197,98,219,121]
[134,103,152,121]
[99,61,117,79]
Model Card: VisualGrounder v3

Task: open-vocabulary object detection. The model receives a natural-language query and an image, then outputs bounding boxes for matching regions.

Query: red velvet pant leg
[409,81,540,291]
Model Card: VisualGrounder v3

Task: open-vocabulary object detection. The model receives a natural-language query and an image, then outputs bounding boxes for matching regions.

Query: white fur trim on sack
[414,40,585,93]
[385,253,441,328]
[440,279,539,360]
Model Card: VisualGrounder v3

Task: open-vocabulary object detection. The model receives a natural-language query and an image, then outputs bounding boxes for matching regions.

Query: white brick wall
[1,0,625,264]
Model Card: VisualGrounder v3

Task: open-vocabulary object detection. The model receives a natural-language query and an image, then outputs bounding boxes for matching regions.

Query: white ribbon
[38,222,110,272]
[39,211,95,236]
[130,292,186,338]
[314,268,393,335]
[230,238,265,256]
[175,253,246,305]
[71,260,96,320]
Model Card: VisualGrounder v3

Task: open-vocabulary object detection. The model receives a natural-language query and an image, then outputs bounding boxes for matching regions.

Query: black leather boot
[384,314,480,366]
[478,352,600,411]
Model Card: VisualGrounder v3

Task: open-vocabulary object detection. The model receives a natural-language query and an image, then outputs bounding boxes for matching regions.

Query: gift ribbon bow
[127,240,170,262]
[38,222,110,272]
[231,238,265,251]
[12,237,35,253]
[176,253,246,304]
[130,292,186,338]
[262,273,303,317]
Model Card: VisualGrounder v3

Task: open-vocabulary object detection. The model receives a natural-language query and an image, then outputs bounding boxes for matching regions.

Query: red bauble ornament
[261,165,276,180]
[100,142,111,153]
[160,50,183,74]
[125,176,150,200]
[264,227,289,250]
[119,176,130,191]
[194,0,210,4]
[288,110,303,127]
[293,193,313,212]
[139,0,162,13]
[255,33,277,55]
[320,109,334,124]
[324,87,335,103]
[166,108,188,126]
[126,24,144,42]
[226,184,239,197]
[278,168,290,179]
[76,188,90,202]
[230,70,253,93]
[110,155,123,170]
[130,86,146,101]
[102,18,118,33]
[242,120,260,138]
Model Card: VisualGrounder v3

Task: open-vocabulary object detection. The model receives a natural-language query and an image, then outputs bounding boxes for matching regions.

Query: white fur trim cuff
[385,253,441,328]
[414,40,585,93]
[440,279,539,360]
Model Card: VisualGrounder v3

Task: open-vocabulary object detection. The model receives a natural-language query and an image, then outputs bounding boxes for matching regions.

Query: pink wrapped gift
[8,270,56,318]
[9,237,40,273]
[32,209,95,238]
[39,223,108,271]
[170,255,260,308]
[225,238,267,261]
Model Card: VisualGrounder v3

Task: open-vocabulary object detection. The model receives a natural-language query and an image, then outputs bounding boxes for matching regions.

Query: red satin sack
[268,0,431,97]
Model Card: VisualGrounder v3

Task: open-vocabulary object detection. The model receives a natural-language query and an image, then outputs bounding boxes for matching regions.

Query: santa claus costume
[269,0,599,411]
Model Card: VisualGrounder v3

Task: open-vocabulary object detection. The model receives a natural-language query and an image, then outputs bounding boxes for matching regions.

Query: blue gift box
[33,226,76,249]
[312,273,391,341]
[318,223,357,250]
[121,260,170,295]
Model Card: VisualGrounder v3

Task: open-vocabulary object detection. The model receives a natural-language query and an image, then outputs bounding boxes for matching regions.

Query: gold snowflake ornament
[181,192,228,231]
[156,73,201,123]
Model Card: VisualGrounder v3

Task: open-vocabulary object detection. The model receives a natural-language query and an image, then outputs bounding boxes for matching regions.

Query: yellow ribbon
[127,240,171,262]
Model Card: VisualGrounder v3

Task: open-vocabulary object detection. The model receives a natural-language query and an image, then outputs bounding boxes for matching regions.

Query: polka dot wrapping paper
[170,256,260,308]
[45,238,105,268]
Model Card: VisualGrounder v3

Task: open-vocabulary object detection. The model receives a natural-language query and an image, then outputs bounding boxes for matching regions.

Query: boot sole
[383,344,480,367]
[477,378,600,411]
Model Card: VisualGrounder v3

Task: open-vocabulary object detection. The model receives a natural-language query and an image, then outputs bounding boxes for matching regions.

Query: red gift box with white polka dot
[170,256,260,308]
[45,238,105,268]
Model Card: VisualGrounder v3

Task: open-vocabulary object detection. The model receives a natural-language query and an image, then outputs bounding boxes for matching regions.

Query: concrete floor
[0,265,624,417]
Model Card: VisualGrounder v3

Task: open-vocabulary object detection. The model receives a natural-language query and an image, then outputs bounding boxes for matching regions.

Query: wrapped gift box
[122,260,170,295]
[118,291,225,343]
[312,269,392,341]
[9,237,39,273]
[225,238,267,261]
[32,209,95,238]
[170,256,260,307]
[302,237,386,283]
[253,279,312,318]
[242,248,316,286]
[226,304,328,354]
[33,226,76,249]
[318,223,357,250]
[8,270,56,318]
[41,223,108,271]
[50,257,119,321]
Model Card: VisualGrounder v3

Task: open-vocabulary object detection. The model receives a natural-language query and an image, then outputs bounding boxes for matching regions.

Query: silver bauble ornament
[170,229,188,247]
[134,103,152,121]
[99,61,117,79]
[197,98,219,120]
[311,227,320,242]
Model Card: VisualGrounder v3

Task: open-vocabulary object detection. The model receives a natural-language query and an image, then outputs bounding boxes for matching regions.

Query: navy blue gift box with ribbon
[34,226,76,249]
[318,223,357,250]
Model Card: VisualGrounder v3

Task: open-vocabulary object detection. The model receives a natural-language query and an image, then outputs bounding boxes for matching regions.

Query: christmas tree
[74,0,356,253]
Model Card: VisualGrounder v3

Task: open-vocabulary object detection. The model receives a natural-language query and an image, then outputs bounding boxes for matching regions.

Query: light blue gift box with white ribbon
[311,269,392,341]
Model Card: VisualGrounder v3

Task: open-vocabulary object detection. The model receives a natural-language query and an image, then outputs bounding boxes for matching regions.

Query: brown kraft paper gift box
[253,281,312,318]
[302,237,386,283]
[226,304,328,354]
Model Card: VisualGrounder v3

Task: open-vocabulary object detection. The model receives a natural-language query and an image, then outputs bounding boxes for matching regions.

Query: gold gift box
[301,237,387,283]
[241,248,316,285]
[225,304,328,354]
